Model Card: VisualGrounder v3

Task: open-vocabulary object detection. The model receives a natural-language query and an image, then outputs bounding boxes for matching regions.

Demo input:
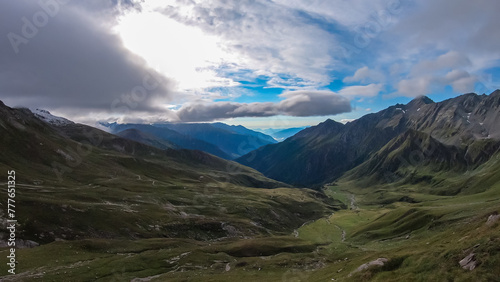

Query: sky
[1,0,499,129]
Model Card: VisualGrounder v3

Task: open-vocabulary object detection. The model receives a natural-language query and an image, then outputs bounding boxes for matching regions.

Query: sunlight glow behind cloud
[114,5,238,94]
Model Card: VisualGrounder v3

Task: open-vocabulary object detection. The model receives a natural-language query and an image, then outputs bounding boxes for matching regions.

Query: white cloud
[396,69,477,98]
[158,0,342,88]
[397,77,433,97]
[393,49,479,97]
[382,1,500,79]
[115,8,239,94]
[272,0,394,27]
[391,1,500,60]
[411,51,471,76]
[443,70,477,93]
[339,84,384,98]
[343,66,385,83]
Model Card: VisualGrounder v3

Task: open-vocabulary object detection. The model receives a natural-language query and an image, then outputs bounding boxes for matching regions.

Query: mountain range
[237,90,500,187]
[101,121,277,160]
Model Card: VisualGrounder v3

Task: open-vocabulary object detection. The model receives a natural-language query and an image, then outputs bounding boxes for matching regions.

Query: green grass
[1,178,499,281]
[292,180,500,281]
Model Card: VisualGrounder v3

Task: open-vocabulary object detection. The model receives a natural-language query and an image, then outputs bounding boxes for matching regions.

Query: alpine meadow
[1,1,500,281]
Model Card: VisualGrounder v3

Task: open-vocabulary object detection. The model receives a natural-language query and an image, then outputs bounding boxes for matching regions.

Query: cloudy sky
[1,0,499,129]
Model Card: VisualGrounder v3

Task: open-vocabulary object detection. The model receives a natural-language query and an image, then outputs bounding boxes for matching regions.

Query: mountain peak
[408,95,434,106]
[405,95,434,110]
[322,118,342,125]
[490,89,500,96]
[30,108,74,126]
[317,118,345,130]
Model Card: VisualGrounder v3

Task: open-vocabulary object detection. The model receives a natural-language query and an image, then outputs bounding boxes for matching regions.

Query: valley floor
[1,180,499,281]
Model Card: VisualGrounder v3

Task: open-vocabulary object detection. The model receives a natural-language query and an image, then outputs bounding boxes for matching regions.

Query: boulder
[459,253,477,271]
[349,258,388,277]
[486,214,500,226]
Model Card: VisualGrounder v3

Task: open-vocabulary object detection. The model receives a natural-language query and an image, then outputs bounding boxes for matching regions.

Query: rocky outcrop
[459,252,477,271]
[486,213,500,226]
[349,258,388,277]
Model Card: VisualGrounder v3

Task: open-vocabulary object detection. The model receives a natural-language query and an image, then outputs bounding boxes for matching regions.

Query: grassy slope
[2,176,498,281]
[294,154,500,281]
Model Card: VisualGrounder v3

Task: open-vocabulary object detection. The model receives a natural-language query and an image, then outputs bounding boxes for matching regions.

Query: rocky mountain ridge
[237,90,500,187]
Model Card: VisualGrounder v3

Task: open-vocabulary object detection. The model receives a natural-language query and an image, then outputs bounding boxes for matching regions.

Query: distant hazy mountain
[237,90,500,187]
[262,127,309,141]
[101,123,232,159]
[116,128,179,150]
[101,122,276,159]
[211,122,277,144]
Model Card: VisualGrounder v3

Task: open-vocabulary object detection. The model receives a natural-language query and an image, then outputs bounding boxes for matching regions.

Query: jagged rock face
[403,91,500,146]
[236,90,500,187]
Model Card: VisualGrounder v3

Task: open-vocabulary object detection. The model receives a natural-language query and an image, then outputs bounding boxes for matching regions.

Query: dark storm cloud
[177,91,352,122]
[0,0,172,114]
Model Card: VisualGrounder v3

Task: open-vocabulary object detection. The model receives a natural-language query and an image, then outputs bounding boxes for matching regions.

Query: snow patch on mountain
[30,108,74,126]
